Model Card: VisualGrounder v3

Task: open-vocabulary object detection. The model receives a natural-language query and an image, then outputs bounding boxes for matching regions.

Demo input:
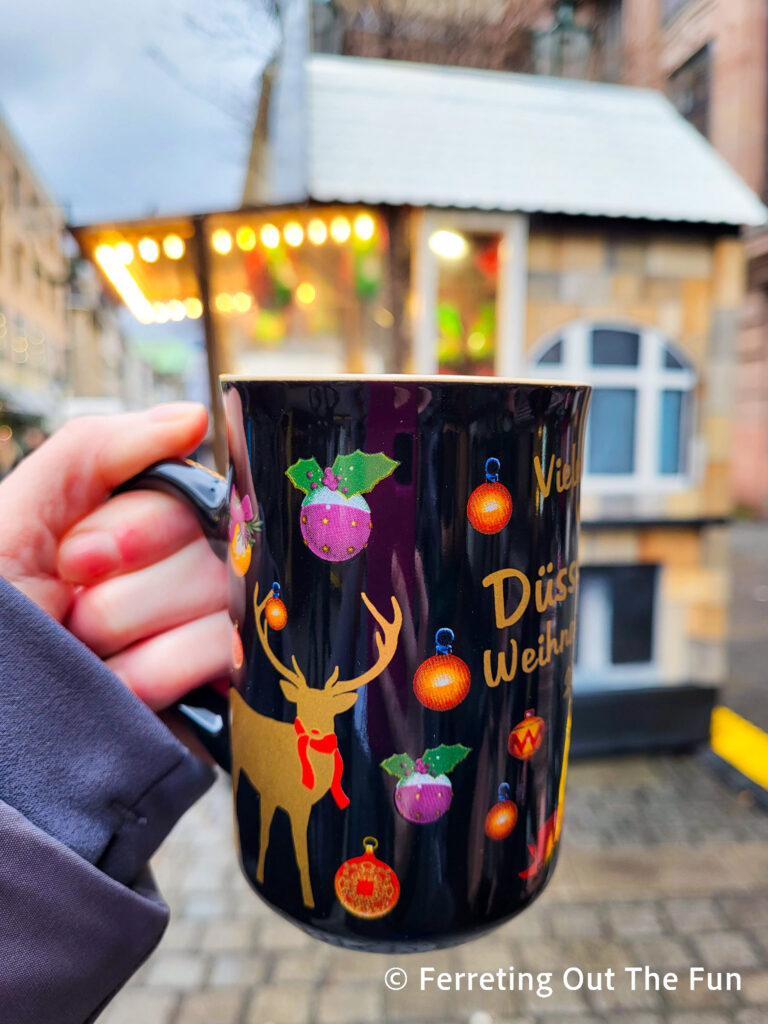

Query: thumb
[2,403,209,544]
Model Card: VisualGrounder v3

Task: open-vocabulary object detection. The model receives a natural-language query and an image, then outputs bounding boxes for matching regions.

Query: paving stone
[175,988,247,1023]
[272,947,330,983]
[200,919,254,952]
[692,931,761,969]
[588,977,662,1013]
[183,891,232,920]
[607,902,665,937]
[666,1014,732,1024]
[100,990,178,1024]
[628,936,694,970]
[742,971,768,1004]
[521,982,590,1016]
[316,982,384,1023]
[158,918,204,952]
[720,894,768,930]
[145,952,207,990]
[208,952,267,987]
[665,898,725,933]
[258,911,314,951]
[736,1010,768,1024]
[549,905,605,940]
[245,983,312,1023]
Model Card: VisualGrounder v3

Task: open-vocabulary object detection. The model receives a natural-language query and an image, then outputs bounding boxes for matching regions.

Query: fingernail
[59,531,121,579]
[149,402,206,422]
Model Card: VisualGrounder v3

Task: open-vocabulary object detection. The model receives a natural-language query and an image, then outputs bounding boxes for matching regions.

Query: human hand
[0,404,230,710]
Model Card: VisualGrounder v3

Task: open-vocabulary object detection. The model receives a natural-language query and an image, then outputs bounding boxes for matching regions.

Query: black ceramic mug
[126,376,590,952]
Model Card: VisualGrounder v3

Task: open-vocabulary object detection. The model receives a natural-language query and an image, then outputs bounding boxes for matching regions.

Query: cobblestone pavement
[102,753,768,1024]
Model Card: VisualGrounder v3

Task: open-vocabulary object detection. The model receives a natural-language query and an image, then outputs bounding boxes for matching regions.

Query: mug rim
[219,372,591,390]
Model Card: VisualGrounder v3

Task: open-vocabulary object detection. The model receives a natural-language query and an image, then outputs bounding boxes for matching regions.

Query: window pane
[591,329,639,366]
[663,345,686,369]
[610,566,656,664]
[659,390,688,474]
[537,339,562,365]
[587,388,636,474]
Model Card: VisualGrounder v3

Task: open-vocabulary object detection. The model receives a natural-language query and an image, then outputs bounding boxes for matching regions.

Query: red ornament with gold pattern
[334,837,400,919]
[508,708,546,761]
[232,620,244,670]
[467,458,512,535]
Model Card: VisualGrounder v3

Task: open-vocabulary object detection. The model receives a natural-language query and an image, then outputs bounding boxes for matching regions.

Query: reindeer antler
[254,584,306,689]
[325,593,403,694]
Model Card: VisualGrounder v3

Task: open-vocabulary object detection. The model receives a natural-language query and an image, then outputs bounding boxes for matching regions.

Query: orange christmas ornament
[264,582,287,631]
[232,621,244,670]
[508,708,546,761]
[484,782,518,840]
[229,524,252,577]
[467,458,512,534]
[413,629,471,711]
[334,837,400,919]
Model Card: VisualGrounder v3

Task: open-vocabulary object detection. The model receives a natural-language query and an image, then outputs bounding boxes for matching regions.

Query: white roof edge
[305,56,768,228]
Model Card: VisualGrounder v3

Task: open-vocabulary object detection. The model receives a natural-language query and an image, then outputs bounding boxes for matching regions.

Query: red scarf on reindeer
[294,718,350,809]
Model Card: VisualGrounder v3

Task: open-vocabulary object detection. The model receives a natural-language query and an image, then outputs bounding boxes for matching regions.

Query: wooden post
[192,215,227,471]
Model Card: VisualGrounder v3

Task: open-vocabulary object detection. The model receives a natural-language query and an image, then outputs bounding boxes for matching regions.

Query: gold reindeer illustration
[231,584,402,908]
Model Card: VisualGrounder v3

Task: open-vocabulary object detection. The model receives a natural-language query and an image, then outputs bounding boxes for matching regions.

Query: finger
[107,610,232,710]
[66,536,227,658]
[58,490,203,584]
[2,402,208,543]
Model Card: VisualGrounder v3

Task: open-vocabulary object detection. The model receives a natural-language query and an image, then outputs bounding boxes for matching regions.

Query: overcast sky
[0,0,280,224]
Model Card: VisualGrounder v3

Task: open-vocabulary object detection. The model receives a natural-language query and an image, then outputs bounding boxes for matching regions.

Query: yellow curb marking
[711,705,768,792]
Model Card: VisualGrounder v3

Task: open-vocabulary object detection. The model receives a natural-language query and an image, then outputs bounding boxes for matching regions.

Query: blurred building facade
[315,0,768,512]
[0,110,69,467]
[79,49,764,749]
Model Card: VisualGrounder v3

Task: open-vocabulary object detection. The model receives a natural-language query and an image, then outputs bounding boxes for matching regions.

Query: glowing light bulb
[115,242,134,265]
[152,302,170,323]
[211,229,232,254]
[138,237,159,262]
[296,282,316,305]
[330,216,351,244]
[283,221,304,247]
[260,224,280,249]
[215,293,233,313]
[184,297,203,319]
[233,291,252,313]
[236,226,256,250]
[307,218,327,245]
[353,213,375,241]
[163,234,185,260]
[167,299,186,321]
[428,230,467,259]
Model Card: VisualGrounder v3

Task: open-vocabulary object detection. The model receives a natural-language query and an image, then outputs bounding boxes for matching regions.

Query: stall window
[576,565,658,683]
[531,322,695,492]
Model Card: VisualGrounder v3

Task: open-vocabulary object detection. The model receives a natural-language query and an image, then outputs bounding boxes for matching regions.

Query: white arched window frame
[530,320,697,495]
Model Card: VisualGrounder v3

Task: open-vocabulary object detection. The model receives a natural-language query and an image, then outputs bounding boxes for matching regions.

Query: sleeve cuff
[0,577,216,886]
[0,800,170,1024]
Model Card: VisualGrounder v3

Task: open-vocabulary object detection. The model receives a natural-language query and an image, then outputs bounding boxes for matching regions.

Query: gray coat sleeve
[0,577,217,1022]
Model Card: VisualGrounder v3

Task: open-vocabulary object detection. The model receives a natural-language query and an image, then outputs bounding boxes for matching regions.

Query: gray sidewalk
[103,754,768,1024]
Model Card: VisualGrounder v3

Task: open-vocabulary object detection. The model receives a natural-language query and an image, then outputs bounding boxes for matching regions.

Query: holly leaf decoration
[422,744,471,777]
[380,753,415,779]
[332,451,398,497]
[285,458,322,495]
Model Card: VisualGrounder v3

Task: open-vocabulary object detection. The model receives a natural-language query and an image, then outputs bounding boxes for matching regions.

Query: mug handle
[114,458,233,772]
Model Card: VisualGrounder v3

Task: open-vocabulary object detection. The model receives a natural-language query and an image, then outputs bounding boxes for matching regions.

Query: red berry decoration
[264,581,287,631]
[484,782,518,840]
[467,458,512,534]
[381,744,471,824]
[334,837,400,919]
[508,708,546,761]
[232,621,244,670]
[413,629,471,711]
